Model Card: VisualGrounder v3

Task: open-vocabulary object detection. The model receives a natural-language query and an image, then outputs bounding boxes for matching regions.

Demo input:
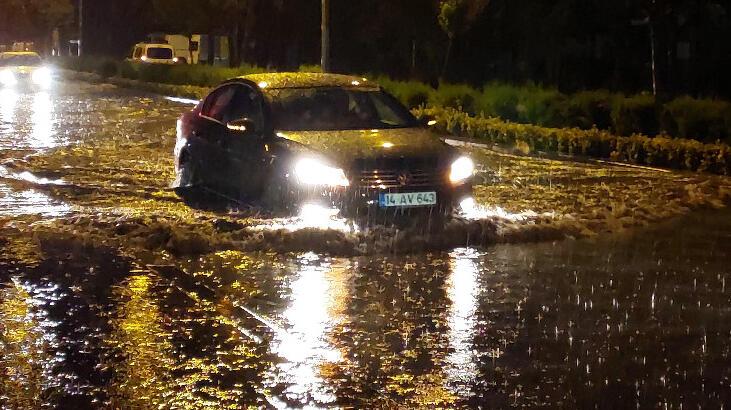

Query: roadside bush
[515,84,568,127]
[413,106,731,175]
[565,90,615,130]
[97,59,119,78]
[476,82,521,120]
[661,97,731,143]
[611,94,658,136]
[429,83,479,114]
[298,64,323,73]
[377,77,434,108]
[59,56,731,144]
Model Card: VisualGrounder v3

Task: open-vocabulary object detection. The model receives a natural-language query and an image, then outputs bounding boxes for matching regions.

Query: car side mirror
[227,118,258,134]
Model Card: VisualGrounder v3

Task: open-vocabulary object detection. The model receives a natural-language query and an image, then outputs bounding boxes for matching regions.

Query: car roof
[135,43,173,48]
[0,51,41,57]
[240,72,379,90]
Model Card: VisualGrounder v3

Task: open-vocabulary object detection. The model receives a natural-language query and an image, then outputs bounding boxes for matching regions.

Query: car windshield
[0,54,42,66]
[266,87,417,131]
[146,48,173,59]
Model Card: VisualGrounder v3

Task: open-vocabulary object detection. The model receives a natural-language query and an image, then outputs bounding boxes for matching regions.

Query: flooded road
[1,79,730,408]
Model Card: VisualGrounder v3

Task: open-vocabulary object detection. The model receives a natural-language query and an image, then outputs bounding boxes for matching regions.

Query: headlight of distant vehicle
[449,156,475,184]
[0,69,16,87]
[295,158,350,187]
[32,67,52,88]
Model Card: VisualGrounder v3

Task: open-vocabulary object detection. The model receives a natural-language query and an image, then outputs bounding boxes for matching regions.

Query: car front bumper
[289,182,473,217]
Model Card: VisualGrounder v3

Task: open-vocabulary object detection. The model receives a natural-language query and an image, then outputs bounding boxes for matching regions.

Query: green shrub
[96,59,118,78]
[413,106,731,175]
[298,64,323,73]
[59,57,731,146]
[661,96,731,143]
[611,94,658,136]
[377,77,434,108]
[429,83,479,114]
[476,82,521,120]
[565,90,616,130]
[515,84,568,127]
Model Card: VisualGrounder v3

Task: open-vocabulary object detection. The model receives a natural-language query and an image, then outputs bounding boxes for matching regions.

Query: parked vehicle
[147,34,200,64]
[11,42,34,52]
[130,43,178,64]
[0,51,53,89]
[172,73,475,218]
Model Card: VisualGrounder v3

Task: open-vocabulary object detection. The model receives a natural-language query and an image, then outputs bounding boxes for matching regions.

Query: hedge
[414,106,731,176]
[57,56,731,160]
[58,57,731,144]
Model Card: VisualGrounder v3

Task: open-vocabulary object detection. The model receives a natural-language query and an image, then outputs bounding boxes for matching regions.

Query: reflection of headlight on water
[32,67,53,88]
[295,158,349,187]
[460,197,540,222]
[0,69,16,87]
[299,203,340,223]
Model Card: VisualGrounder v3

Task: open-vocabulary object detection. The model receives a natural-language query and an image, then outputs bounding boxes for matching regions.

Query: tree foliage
[437,0,489,77]
[0,0,73,39]
[74,0,731,98]
[438,0,489,40]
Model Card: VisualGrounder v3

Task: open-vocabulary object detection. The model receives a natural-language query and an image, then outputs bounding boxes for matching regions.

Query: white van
[130,43,178,64]
[145,34,201,64]
[164,35,200,64]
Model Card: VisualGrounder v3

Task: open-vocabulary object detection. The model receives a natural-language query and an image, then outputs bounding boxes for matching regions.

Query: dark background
[3,0,731,98]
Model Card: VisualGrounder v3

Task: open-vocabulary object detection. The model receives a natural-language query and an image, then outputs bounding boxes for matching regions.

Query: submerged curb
[61,69,210,100]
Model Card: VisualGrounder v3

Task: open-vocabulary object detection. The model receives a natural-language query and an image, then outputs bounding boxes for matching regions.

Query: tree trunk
[441,37,453,80]
[78,0,83,56]
[230,22,240,67]
[208,34,216,66]
[650,21,657,96]
[321,0,330,72]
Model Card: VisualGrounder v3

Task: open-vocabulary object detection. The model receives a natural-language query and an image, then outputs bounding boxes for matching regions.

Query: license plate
[379,192,437,208]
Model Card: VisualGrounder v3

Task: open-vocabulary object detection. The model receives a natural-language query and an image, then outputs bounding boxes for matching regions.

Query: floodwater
[1,79,730,408]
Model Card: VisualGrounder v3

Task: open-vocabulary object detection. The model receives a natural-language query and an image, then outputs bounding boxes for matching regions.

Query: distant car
[0,52,53,88]
[130,43,180,64]
[172,73,474,217]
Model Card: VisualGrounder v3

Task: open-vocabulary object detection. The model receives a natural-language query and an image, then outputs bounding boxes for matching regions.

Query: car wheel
[174,156,218,208]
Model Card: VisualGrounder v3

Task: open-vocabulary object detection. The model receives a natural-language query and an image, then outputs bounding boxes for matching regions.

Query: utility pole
[631,12,658,96]
[321,0,330,72]
[78,0,83,56]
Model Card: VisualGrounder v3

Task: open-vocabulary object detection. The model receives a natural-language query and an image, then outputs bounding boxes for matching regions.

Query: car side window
[223,85,265,126]
[133,47,142,59]
[202,86,237,122]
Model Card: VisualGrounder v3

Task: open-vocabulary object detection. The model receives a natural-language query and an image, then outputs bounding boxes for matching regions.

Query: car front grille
[357,169,445,189]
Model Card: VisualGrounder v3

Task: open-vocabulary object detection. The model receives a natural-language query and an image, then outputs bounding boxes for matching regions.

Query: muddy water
[1,79,730,408]
[1,209,729,408]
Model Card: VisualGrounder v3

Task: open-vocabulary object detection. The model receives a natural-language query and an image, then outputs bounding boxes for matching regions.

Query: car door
[196,83,270,197]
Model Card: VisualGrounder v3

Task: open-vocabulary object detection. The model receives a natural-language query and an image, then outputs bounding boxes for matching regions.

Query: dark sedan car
[172,73,474,217]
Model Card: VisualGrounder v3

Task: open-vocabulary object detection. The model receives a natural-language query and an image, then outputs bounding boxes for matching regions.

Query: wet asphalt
[0,79,730,408]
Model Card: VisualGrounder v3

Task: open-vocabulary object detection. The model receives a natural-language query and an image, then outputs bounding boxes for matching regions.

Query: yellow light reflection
[31,92,56,148]
[0,280,54,409]
[460,197,547,222]
[268,254,348,407]
[444,248,480,397]
[107,275,175,408]
[0,88,18,134]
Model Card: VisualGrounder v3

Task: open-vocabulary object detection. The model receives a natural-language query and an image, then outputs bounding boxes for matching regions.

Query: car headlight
[0,69,16,87]
[449,156,475,184]
[32,67,52,87]
[295,158,349,187]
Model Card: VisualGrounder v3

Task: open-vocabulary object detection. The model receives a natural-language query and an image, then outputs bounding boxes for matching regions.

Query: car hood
[274,127,453,165]
[4,66,39,74]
